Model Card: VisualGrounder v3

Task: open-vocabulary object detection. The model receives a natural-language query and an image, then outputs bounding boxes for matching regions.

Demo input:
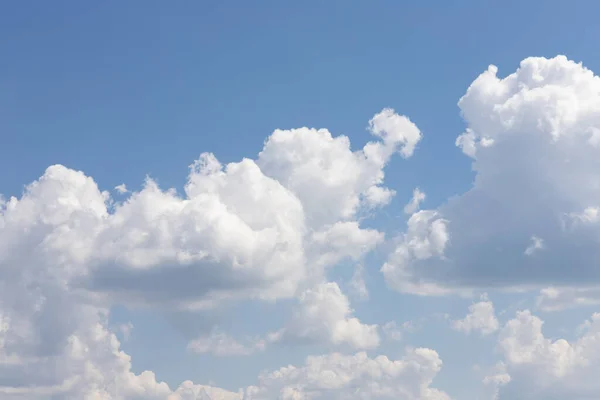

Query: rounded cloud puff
[384,55,600,295]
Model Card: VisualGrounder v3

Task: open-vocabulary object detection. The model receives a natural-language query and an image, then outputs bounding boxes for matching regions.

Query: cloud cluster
[0,108,420,398]
[244,349,449,400]
[5,53,600,399]
[494,310,600,399]
[384,55,600,298]
[446,295,600,399]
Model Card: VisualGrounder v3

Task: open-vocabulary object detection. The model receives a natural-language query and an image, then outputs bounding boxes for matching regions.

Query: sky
[3,1,600,399]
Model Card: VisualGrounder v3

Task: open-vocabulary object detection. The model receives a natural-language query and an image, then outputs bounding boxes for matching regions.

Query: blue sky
[3,1,600,399]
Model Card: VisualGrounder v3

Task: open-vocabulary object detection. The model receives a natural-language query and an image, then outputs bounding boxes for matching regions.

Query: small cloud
[114,183,128,194]
[349,264,369,300]
[188,329,266,357]
[382,320,416,341]
[118,322,134,341]
[524,235,544,256]
[403,187,426,215]
[452,294,499,336]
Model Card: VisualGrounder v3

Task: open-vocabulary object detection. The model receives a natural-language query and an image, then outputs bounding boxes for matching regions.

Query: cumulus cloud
[0,108,420,397]
[11,51,600,400]
[270,282,380,349]
[85,107,409,309]
[244,348,449,400]
[257,108,420,226]
[381,210,451,296]
[384,55,600,295]
[452,295,499,336]
[494,310,600,399]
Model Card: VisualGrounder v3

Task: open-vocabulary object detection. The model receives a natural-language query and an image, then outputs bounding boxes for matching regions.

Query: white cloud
[271,282,380,350]
[524,235,544,256]
[384,55,600,294]
[537,286,600,311]
[452,295,499,336]
[381,210,451,296]
[368,108,422,159]
[494,310,600,399]
[0,108,420,398]
[307,222,384,272]
[114,183,128,194]
[256,108,420,226]
[11,51,600,400]
[566,206,600,224]
[244,348,450,400]
[0,107,409,316]
[404,187,426,215]
[187,329,266,357]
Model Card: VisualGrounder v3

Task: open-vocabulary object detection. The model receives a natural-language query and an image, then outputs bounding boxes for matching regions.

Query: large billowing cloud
[0,109,420,397]
[383,55,600,296]
[73,107,413,309]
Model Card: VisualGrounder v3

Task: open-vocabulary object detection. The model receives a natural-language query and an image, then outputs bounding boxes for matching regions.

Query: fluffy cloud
[0,108,419,397]
[243,348,449,400]
[452,295,499,336]
[114,184,128,194]
[85,107,411,309]
[256,108,420,226]
[10,51,600,400]
[270,282,380,349]
[1,106,412,312]
[494,310,600,399]
[383,55,600,296]
[381,210,450,296]
[524,236,544,256]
